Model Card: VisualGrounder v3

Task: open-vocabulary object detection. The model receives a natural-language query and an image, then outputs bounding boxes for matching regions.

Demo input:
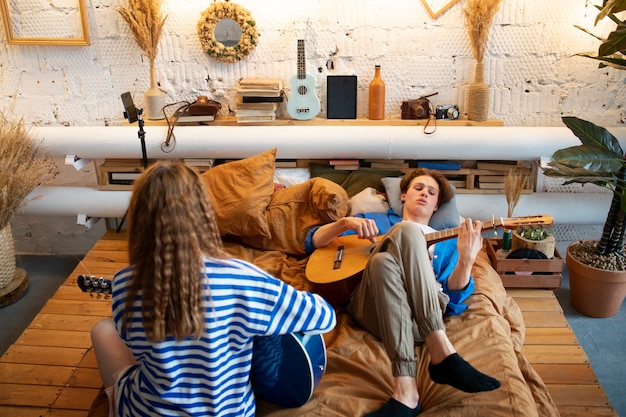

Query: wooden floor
[0,230,618,417]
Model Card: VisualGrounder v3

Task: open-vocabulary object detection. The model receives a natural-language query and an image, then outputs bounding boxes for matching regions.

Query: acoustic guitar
[77,275,327,408]
[305,214,554,303]
[286,19,321,120]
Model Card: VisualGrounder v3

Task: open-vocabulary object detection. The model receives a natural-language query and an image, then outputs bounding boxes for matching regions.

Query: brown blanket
[234,243,560,417]
[88,243,559,417]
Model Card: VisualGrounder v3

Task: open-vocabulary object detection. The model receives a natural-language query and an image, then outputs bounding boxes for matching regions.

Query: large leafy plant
[542,1,626,260]
[543,117,625,256]
[575,0,626,69]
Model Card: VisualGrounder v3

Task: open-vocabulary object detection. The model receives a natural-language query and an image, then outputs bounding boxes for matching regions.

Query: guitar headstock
[294,19,309,40]
[496,214,554,230]
[77,274,112,299]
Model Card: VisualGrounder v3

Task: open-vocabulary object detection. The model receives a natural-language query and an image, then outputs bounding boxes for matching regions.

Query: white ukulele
[287,20,321,120]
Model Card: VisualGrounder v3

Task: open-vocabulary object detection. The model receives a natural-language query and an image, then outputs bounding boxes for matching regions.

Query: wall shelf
[140,116,505,127]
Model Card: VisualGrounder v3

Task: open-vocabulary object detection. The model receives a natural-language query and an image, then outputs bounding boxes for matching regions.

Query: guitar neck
[425,220,498,245]
[297,39,306,79]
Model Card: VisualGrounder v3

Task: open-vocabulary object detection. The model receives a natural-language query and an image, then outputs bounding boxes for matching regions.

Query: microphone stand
[117,107,148,232]
[136,108,148,169]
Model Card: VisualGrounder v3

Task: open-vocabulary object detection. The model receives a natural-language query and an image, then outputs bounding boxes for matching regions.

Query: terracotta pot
[566,241,626,318]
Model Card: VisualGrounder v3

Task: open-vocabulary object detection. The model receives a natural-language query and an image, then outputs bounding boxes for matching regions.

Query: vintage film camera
[401,97,431,119]
[401,92,438,120]
[435,104,460,120]
[188,95,221,116]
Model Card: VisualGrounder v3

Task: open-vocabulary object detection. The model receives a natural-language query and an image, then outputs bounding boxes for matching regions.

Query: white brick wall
[3,0,625,254]
[0,0,623,127]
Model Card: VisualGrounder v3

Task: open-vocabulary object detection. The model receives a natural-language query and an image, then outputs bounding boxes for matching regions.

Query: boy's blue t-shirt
[304,210,474,315]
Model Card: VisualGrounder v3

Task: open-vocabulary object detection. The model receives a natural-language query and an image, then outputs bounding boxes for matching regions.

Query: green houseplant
[542,0,626,317]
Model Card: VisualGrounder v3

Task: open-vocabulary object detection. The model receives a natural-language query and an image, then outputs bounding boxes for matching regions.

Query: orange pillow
[244,177,349,255]
[200,148,276,239]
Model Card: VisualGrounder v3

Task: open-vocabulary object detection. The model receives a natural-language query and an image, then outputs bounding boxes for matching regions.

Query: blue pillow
[381,177,461,230]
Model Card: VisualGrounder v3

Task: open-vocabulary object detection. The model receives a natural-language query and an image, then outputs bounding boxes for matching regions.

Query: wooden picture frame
[0,0,90,46]
[420,0,460,19]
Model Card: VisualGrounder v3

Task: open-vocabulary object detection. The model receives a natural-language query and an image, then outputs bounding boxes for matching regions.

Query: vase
[467,61,489,122]
[368,65,385,120]
[567,241,626,318]
[144,63,165,120]
[0,224,16,290]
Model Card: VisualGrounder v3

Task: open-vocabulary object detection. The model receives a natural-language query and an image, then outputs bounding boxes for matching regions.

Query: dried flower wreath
[197,2,259,63]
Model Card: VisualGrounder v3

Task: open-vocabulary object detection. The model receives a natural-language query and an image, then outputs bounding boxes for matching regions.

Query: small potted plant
[511,225,556,259]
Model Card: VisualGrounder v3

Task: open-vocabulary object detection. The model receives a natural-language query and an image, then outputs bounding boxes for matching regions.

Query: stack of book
[236,78,284,123]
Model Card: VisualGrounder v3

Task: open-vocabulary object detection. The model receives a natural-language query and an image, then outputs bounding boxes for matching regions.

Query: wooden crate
[95,159,212,190]
[486,238,564,289]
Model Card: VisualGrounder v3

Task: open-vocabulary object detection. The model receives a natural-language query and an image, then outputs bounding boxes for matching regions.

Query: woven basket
[0,224,17,289]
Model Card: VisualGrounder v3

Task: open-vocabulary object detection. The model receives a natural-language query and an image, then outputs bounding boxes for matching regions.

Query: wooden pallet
[95,159,213,190]
[0,231,618,416]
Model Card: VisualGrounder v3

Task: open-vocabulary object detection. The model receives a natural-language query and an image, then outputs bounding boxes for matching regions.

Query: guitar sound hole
[297,85,308,95]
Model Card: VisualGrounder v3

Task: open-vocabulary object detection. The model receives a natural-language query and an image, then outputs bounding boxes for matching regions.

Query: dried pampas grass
[117,0,168,62]
[0,113,58,230]
[463,0,502,63]
[504,169,526,218]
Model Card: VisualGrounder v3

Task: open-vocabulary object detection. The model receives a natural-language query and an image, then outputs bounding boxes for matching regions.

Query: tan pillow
[200,148,276,239]
[245,177,349,255]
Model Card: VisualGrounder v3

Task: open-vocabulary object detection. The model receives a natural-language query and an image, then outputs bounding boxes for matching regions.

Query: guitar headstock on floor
[77,274,112,299]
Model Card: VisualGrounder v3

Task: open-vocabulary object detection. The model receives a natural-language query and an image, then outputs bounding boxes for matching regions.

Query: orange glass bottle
[368,65,385,120]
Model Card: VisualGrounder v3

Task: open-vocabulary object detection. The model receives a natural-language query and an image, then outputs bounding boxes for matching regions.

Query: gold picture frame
[420,0,460,19]
[0,0,90,46]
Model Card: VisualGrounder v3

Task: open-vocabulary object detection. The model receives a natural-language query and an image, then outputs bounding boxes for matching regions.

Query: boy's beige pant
[347,221,449,377]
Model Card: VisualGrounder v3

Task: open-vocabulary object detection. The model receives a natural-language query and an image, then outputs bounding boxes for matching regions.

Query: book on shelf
[236,89,285,97]
[235,109,277,117]
[237,78,284,97]
[176,113,215,123]
[242,95,285,103]
[236,99,279,111]
[236,115,276,123]
[238,77,284,89]
[417,160,461,171]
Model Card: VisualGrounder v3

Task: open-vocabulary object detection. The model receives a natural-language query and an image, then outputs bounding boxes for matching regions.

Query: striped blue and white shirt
[111,257,336,417]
